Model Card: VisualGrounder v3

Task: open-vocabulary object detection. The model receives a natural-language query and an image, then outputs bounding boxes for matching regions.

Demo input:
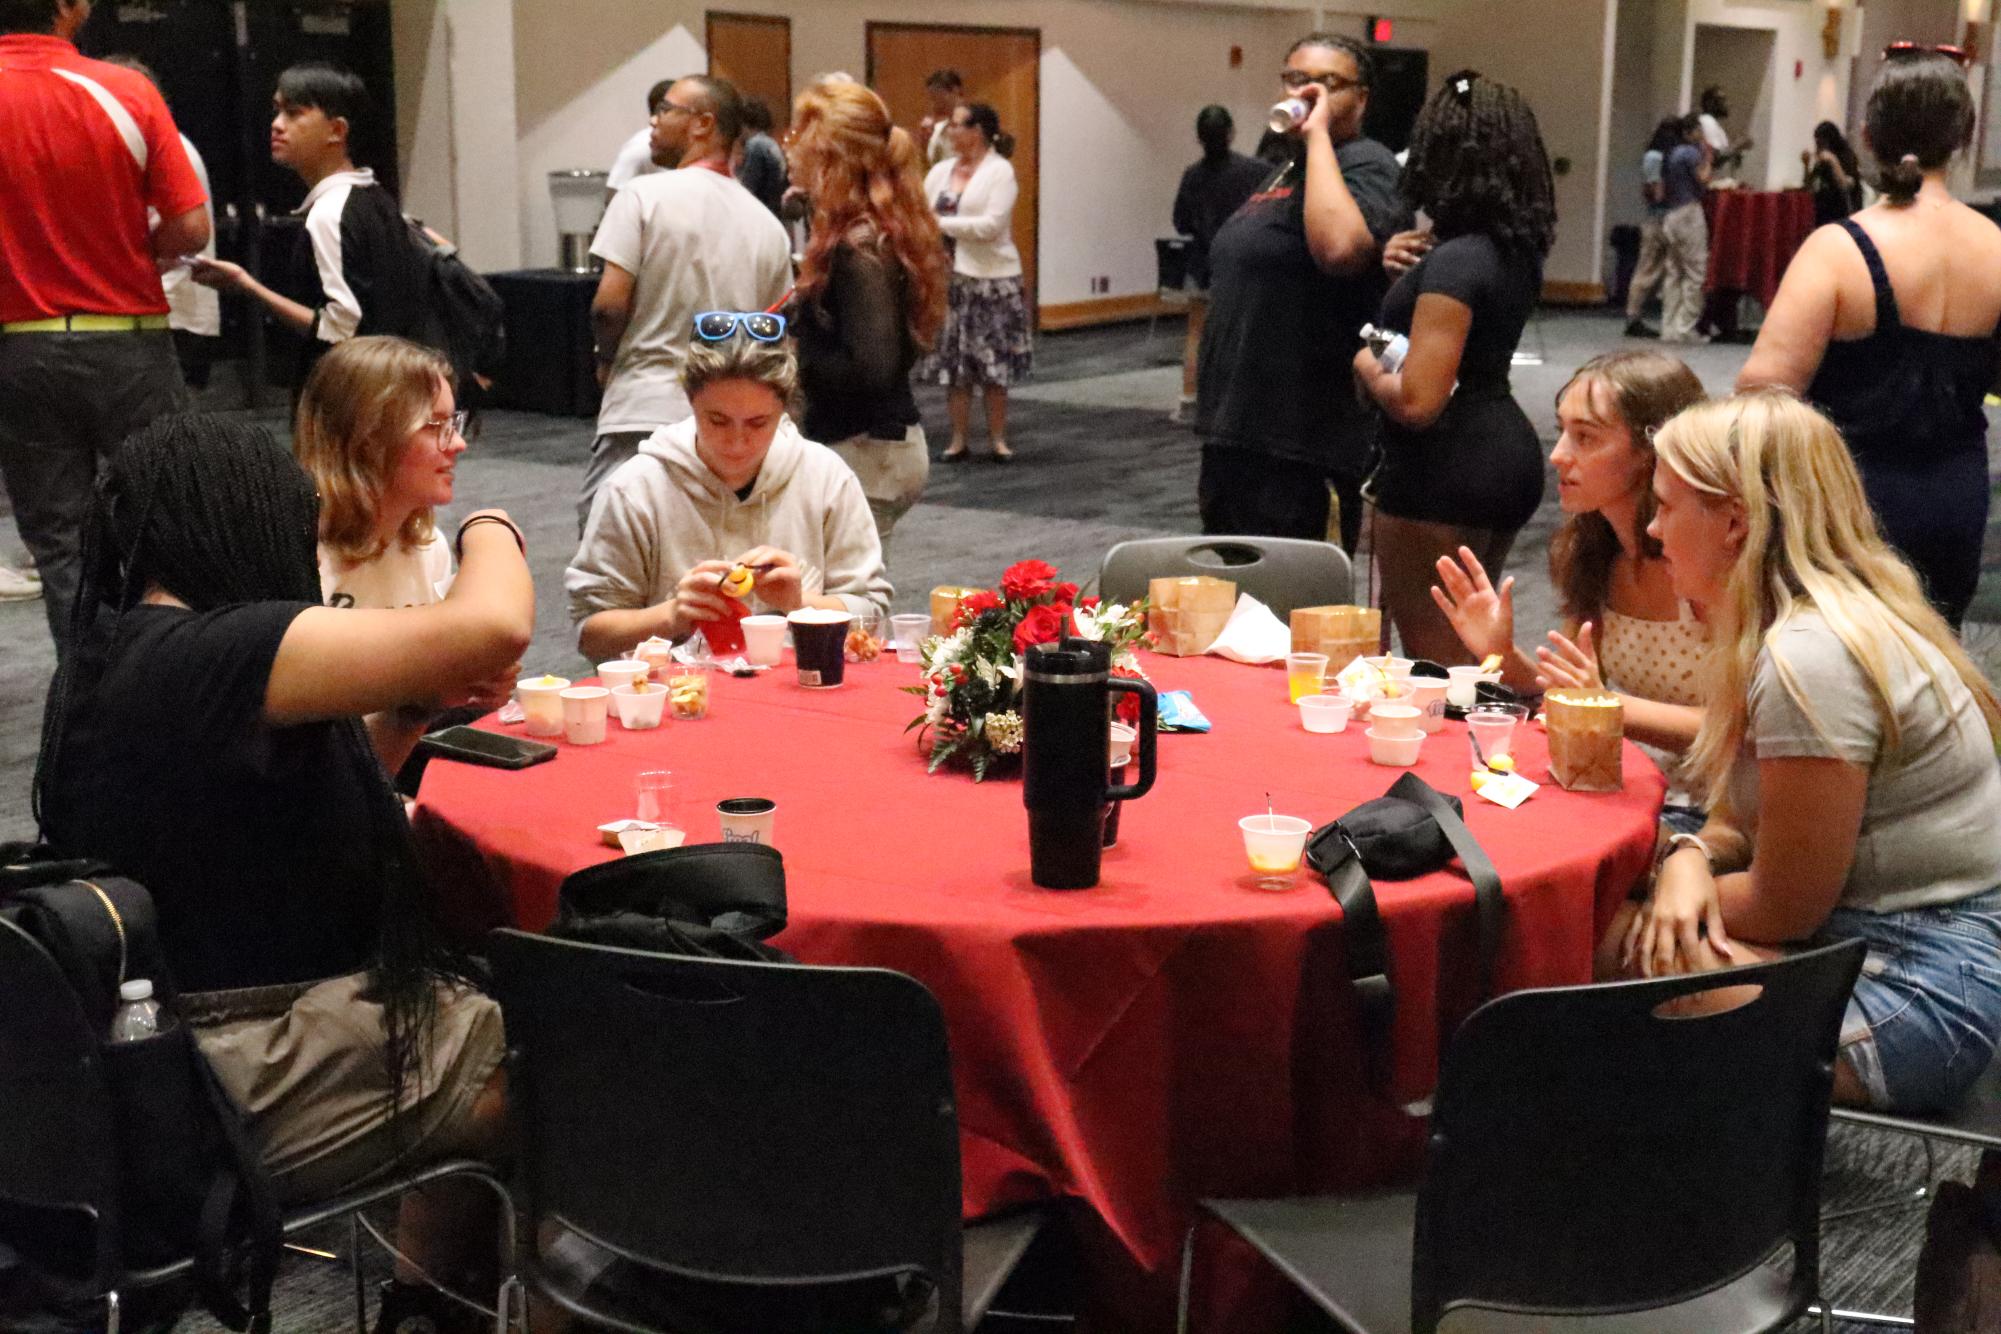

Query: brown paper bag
[1545,689,1625,792]
[930,585,981,638]
[1146,575,1237,656]
[1289,604,1382,668]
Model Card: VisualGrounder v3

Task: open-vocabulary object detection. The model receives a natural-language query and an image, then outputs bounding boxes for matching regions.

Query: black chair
[486,930,1043,1334]
[1144,236,1195,358]
[1813,1060,2001,1327]
[1179,939,1866,1333]
[1100,535,1353,617]
[0,917,514,1334]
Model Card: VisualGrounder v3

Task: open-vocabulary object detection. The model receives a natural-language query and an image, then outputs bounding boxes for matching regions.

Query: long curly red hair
[790,78,949,348]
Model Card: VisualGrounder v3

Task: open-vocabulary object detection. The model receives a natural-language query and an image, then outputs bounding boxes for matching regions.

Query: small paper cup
[610,682,668,729]
[1408,678,1448,733]
[1367,702,1423,739]
[1108,721,1138,765]
[741,614,788,667]
[560,685,610,745]
[717,796,777,846]
[1366,726,1424,767]
[1297,694,1354,734]
[597,659,649,691]
[1445,665,1486,708]
[517,676,571,737]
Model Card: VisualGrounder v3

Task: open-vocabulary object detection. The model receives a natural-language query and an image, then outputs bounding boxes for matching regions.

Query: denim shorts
[1818,886,2001,1113]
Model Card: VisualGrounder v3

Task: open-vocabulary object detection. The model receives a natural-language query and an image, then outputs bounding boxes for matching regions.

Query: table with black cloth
[1704,188,1817,312]
[485,268,601,417]
[412,652,1664,1328]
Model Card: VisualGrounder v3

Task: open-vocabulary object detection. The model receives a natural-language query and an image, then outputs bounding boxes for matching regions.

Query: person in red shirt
[0,0,208,652]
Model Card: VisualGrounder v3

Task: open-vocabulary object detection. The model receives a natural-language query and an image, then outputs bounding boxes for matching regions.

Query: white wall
[1670,0,1853,191]
[393,0,523,271]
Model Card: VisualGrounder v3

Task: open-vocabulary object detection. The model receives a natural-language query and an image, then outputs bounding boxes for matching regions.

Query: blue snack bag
[1157,690,1211,733]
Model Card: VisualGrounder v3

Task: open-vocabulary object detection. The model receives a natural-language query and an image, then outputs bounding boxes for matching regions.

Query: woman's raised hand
[1534,623,1606,693]
[1429,545,1515,660]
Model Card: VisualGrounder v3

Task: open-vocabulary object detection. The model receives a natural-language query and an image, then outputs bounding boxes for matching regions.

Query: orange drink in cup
[1286,652,1329,703]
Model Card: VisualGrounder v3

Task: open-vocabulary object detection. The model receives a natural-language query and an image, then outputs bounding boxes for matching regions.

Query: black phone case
[419,726,557,770]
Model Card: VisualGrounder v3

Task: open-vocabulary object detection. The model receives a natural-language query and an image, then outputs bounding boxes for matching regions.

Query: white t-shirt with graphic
[318,531,454,609]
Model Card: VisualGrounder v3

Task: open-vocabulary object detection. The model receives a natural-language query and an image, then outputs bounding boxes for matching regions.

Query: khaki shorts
[189,972,505,1206]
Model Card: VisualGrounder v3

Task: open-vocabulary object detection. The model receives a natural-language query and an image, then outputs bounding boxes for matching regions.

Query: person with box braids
[1356,71,1555,664]
[35,414,532,1334]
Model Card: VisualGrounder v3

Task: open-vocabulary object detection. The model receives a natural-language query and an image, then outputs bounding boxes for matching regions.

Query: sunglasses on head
[693,311,787,342]
[1883,41,1971,65]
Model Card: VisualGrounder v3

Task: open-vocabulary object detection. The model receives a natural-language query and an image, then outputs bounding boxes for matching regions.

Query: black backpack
[405,219,506,395]
[551,843,795,963]
[0,845,281,1334]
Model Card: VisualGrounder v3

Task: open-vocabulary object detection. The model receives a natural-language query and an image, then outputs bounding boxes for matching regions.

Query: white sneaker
[0,565,42,602]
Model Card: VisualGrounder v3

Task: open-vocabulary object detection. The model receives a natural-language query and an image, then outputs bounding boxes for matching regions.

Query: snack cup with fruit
[667,665,710,721]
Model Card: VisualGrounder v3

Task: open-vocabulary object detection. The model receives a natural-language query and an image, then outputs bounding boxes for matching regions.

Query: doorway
[708,12,791,132]
[866,22,1040,316]
[1692,24,1776,187]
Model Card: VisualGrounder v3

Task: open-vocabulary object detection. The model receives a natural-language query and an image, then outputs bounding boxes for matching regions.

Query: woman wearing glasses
[1738,47,2001,628]
[568,322,891,661]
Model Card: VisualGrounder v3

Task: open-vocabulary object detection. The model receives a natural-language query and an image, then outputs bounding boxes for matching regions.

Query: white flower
[926,692,949,726]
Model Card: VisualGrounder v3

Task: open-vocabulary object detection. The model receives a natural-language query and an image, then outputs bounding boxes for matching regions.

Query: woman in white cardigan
[922,102,1033,462]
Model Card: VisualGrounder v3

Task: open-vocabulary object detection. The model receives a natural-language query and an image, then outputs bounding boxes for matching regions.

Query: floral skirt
[920,274,1034,387]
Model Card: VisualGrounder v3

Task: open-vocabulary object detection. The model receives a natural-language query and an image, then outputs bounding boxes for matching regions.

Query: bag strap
[1387,772,1505,998]
[189,1043,281,1332]
[1317,828,1394,1089]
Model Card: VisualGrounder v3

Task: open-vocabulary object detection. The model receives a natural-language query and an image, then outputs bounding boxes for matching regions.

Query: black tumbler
[1022,639,1157,889]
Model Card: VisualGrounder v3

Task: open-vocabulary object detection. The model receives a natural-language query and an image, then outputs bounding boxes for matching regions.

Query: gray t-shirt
[1728,610,2001,913]
[1640,148,1666,220]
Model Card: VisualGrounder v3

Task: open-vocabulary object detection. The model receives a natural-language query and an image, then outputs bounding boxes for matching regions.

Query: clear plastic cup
[1467,704,1527,769]
[560,686,610,745]
[1297,694,1354,734]
[891,613,932,664]
[1286,652,1329,703]
[1239,814,1313,891]
[666,662,710,720]
[635,770,676,827]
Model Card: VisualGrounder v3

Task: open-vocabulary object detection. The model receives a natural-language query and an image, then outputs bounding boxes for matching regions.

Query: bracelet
[1658,831,1714,872]
[455,514,525,561]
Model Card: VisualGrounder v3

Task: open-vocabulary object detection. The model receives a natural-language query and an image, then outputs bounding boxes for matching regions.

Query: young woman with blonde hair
[786,77,949,551]
[1607,389,2001,1112]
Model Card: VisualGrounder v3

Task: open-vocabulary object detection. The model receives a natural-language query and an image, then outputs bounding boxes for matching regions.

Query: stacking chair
[1099,535,1353,618]
[486,930,1044,1334]
[1144,237,1195,359]
[1179,939,1865,1333]
[0,917,514,1334]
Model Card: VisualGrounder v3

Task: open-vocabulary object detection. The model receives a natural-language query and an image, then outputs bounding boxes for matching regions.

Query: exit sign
[1369,16,1394,43]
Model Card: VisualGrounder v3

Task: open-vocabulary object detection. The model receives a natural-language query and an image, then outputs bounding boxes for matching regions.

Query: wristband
[455,513,525,561]
[1658,831,1714,873]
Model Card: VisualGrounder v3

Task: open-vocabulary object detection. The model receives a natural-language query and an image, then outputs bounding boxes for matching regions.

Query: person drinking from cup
[1600,390,2001,1114]
[568,322,891,662]
[293,335,518,775]
[1431,352,1708,828]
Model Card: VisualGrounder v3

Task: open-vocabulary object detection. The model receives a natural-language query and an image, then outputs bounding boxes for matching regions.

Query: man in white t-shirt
[1697,86,1751,180]
[605,78,671,196]
[581,74,791,529]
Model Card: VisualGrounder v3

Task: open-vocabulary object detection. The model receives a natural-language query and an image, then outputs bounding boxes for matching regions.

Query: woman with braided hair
[35,414,532,1333]
[1355,71,1555,663]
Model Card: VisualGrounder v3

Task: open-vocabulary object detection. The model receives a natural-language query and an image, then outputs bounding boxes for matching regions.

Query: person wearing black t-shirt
[36,414,534,1333]
[1355,72,1555,663]
[1195,33,1411,552]
[1171,105,1271,421]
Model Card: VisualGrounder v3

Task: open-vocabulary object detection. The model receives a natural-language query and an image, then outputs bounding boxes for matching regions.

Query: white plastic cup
[517,676,571,737]
[598,659,649,691]
[610,683,668,730]
[717,796,777,846]
[1363,655,1415,682]
[1108,721,1138,765]
[1239,814,1313,890]
[1297,694,1354,734]
[1408,678,1448,733]
[1467,707,1522,769]
[1368,702,1423,739]
[560,686,610,745]
[891,613,931,664]
[1366,726,1425,767]
[741,614,788,667]
[1446,666,1486,708]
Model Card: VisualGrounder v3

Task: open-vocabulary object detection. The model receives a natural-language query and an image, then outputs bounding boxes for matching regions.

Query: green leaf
[972,748,989,782]
[927,735,962,774]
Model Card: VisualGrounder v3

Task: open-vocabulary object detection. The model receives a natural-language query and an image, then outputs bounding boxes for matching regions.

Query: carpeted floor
[3,311,1995,1331]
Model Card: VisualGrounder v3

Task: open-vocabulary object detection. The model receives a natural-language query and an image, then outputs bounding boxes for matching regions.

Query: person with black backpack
[35,413,532,1334]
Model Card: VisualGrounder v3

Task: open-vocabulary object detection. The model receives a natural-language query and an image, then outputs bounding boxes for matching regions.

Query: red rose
[1053,581,1079,605]
[1012,603,1066,653]
[1001,559,1059,603]
[1111,663,1147,725]
[1079,595,1102,611]
[954,589,1003,628]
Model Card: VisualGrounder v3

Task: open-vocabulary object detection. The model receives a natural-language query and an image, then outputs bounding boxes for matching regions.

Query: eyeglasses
[693,311,788,342]
[1280,69,1364,94]
[652,100,699,120]
[422,409,469,447]
[1883,41,1970,64]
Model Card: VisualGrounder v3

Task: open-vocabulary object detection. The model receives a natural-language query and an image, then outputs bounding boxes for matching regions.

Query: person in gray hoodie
[568,328,892,660]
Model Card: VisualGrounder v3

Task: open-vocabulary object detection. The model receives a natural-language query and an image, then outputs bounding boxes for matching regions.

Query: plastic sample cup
[1366,726,1424,767]
[1364,655,1415,682]
[891,613,932,664]
[1108,721,1138,766]
[597,659,649,691]
[717,796,777,846]
[1367,702,1423,739]
[560,686,610,745]
[741,614,787,667]
[1467,704,1526,769]
[1239,814,1313,891]
[666,662,709,721]
[1286,652,1329,703]
[1297,694,1354,734]
[789,608,852,688]
[635,770,676,826]
[517,675,571,737]
[1446,665,1487,708]
[610,683,668,730]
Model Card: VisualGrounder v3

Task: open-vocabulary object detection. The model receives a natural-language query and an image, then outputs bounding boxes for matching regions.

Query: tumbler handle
[1106,678,1158,802]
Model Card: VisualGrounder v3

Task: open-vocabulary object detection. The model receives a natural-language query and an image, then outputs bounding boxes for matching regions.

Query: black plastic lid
[1023,636,1110,679]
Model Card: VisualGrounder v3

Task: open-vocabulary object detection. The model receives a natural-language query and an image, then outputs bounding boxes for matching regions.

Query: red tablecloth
[1704,187,1816,307]
[413,653,1663,1324]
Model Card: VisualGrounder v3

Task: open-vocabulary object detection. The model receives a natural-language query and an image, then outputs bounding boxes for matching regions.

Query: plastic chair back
[487,931,965,1319]
[1099,535,1353,617]
[1155,237,1191,298]
[1411,938,1864,1331]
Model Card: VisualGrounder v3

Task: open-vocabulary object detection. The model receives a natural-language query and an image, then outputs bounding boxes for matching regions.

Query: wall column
[394,0,523,271]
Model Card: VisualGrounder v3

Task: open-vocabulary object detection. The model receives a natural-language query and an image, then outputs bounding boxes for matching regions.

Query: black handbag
[1305,774,1504,1090]
[552,842,794,963]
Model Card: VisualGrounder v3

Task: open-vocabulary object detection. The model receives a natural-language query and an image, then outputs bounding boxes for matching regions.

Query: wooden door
[707,12,791,131]
[867,23,1040,316]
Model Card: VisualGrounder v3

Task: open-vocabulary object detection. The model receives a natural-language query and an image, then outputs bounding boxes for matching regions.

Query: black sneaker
[1623,319,1658,338]
[371,1279,484,1334]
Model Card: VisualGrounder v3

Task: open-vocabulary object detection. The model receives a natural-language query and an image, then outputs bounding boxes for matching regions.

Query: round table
[1705,187,1816,309]
[413,651,1664,1325]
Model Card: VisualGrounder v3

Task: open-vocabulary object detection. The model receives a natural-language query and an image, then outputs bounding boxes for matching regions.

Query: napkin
[1203,593,1291,665]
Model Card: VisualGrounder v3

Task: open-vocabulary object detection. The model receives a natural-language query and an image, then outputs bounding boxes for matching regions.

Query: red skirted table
[1704,187,1817,308]
[413,652,1664,1326]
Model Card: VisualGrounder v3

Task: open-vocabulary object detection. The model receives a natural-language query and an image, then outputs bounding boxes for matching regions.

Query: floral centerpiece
[905,560,1152,780]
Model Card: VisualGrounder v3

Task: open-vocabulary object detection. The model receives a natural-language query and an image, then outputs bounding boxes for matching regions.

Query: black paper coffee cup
[787,609,852,688]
